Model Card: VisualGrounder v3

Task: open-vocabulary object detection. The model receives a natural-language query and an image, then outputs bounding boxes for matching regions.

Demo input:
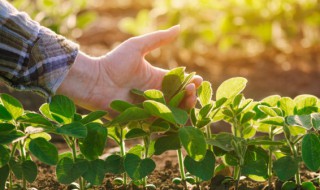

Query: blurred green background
[3,0,320,111]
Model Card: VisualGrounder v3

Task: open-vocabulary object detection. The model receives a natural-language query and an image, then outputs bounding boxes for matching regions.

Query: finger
[131,25,180,55]
[190,75,203,88]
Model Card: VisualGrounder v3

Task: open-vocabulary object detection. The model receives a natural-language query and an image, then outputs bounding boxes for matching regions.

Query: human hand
[57,26,203,114]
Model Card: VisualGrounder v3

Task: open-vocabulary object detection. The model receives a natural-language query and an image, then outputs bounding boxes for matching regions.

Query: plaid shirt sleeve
[0,0,79,98]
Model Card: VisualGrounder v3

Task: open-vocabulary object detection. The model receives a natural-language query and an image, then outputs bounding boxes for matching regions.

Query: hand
[57,26,203,114]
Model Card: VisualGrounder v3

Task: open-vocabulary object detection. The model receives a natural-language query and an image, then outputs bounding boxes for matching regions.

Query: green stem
[177,149,187,189]
[293,145,301,186]
[143,137,150,189]
[69,139,85,190]
[234,165,241,190]
[120,128,127,188]
[268,130,274,190]
[9,143,18,189]
[19,141,27,190]
[206,125,212,151]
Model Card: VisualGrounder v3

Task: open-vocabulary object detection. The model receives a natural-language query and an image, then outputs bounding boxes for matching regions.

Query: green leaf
[49,95,76,124]
[150,120,170,133]
[198,81,212,106]
[0,145,10,168]
[56,122,87,138]
[0,123,15,135]
[180,72,196,91]
[294,95,318,115]
[128,144,144,157]
[131,88,144,96]
[76,11,97,29]
[198,103,214,120]
[301,181,316,190]
[240,111,255,124]
[17,112,53,129]
[110,100,134,112]
[261,95,281,107]
[143,100,175,124]
[124,153,155,180]
[286,115,313,130]
[29,137,58,165]
[241,147,268,181]
[144,90,165,104]
[125,128,148,140]
[56,157,89,184]
[111,107,150,125]
[184,150,215,181]
[79,123,107,160]
[258,105,278,117]
[82,159,105,185]
[273,156,298,181]
[0,130,24,144]
[281,181,297,190]
[206,133,234,151]
[154,133,181,155]
[0,104,12,121]
[223,152,238,166]
[216,77,247,105]
[260,117,284,126]
[105,155,124,174]
[0,94,23,120]
[279,97,295,116]
[162,67,185,100]
[170,106,188,125]
[179,126,206,161]
[10,159,37,183]
[0,164,9,190]
[232,94,244,108]
[302,133,320,171]
[169,90,186,107]
[80,110,107,124]
[247,139,284,146]
[39,103,55,121]
[196,118,211,128]
[312,113,320,130]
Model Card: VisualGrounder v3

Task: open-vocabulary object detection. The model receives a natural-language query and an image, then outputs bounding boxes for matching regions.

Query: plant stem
[177,148,187,189]
[19,141,27,190]
[143,137,150,189]
[120,128,127,188]
[233,165,241,190]
[268,131,274,190]
[69,139,85,190]
[9,143,18,189]
[293,145,301,186]
[205,125,212,151]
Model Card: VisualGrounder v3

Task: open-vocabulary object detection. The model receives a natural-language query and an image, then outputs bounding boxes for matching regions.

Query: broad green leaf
[82,159,105,185]
[0,94,23,120]
[150,120,170,133]
[79,123,107,160]
[286,115,313,130]
[144,90,165,104]
[241,111,255,124]
[105,155,124,174]
[279,97,295,116]
[29,137,58,165]
[258,105,278,117]
[170,106,188,125]
[0,130,24,144]
[206,133,234,151]
[0,123,15,135]
[198,81,212,106]
[223,152,238,166]
[241,147,268,181]
[130,88,144,96]
[261,95,281,107]
[110,100,134,112]
[125,128,147,140]
[282,181,297,190]
[196,118,211,128]
[184,150,215,181]
[242,125,256,139]
[56,157,89,184]
[162,67,185,100]
[222,108,233,118]
[0,164,9,190]
[10,159,37,183]
[111,107,150,125]
[302,134,320,171]
[143,100,175,124]
[39,103,55,121]
[0,145,10,168]
[128,144,144,157]
[124,153,155,180]
[260,117,284,126]
[154,133,181,155]
[216,77,247,105]
[301,182,316,190]
[179,126,206,161]
[49,95,76,124]
[0,104,12,121]
[169,90,186,107]
[80,110,107,124]
[232,94,244,108]
[17,112,53,129]
[198,103,213,120]
[273,156,298,181]
[56,122,87,138]
[294,95,318,115]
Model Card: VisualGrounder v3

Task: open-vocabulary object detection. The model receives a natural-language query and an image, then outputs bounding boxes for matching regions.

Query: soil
[1,1,320,190]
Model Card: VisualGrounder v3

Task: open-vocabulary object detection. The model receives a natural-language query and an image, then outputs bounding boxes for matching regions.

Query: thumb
[132,25,180,55]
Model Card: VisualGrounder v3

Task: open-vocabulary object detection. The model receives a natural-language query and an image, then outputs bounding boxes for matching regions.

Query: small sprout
[67,182,80,190]
[185,176,196,184]
[113,177,124,185]
[172,177,182,185]
[146,184,157,190]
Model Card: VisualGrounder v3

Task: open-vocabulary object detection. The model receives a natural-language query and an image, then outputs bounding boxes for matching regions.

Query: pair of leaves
[124,153,156,181]
[286,113,320,130]
[10,159,37,183]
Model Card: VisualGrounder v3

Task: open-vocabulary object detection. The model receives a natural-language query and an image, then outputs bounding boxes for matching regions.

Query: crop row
[0,67,319,190]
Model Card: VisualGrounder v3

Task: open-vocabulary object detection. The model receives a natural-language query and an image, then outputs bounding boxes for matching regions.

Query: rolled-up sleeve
[0,0,79,97]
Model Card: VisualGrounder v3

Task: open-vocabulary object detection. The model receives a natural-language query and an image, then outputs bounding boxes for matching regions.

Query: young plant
[39,95,108,190]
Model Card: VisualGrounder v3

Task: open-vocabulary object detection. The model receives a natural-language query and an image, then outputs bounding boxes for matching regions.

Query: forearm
[0,0,78,98]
